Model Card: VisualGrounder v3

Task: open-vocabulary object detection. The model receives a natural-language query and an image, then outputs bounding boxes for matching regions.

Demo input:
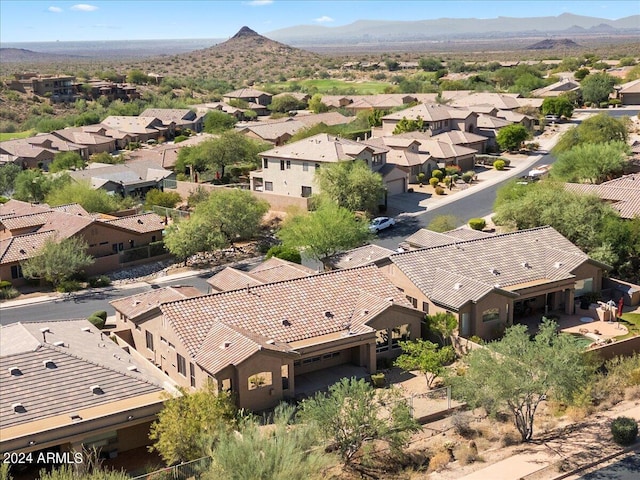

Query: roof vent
[361,309,369,316]
[127,365,139,372]
[281,319,291,327]
[132,300,141,306]
[220,341,231,349]
[53,341,65,347]
[521,262,530,269]
[266,339,275,345]
[489,268,499,275]
[453,283,462,290]
[137,219,143,224]
[69,414,82,421]
[19,249,26,255]
[81,327,91,332]
[90,385,103,395]
[43,359,56,369]
[324,311,333,319]
[494,284,501,288]
[40,327,50,334]
[554,262,563,269]
[13,403,26,413]
[9,366,22,376]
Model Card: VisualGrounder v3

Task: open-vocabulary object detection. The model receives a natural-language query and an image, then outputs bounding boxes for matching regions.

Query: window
[482,308,500,323]
[265,181,273,191]
[10,265,23,279]
[422,302,430,313]
[151,235,156,242]
[177,354,186,377]
[160,336,167,344]
[286,160,291,169]
[248,371,273,390]
[112,243,118,253]
[262,158,268,169]
[145,331,154,351]
[303,162,309,172]
[376,329,389,353]
[118,243,124,252]
[575,278,594,297]
[221,378,232,392]
[189,363,196,387]
[135,324,141,331]
[392,324,411,349]
[280,160,285,170]
[406,295,418,308]
[301,186,312,198]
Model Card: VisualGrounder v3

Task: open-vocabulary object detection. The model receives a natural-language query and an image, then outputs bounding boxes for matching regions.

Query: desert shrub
[611,417,638,446]
[174,135,188,143]
[56,280,82,293]
[443,176,452,187]
[432,169,444,181]
[625,385,640,401]
[92,310,108,321]
[429,177,439,187]
[455,441,481,465]
[0,287,20,300]
[566,406,589,422]
[493,160,506,170]
[371,373,386,388]
[0,280,12,289]
[451,412,474,438]
[462,171,474,183]
[88,275,111,288]
[499,425,521,447]
[428,450,451,472]
[265,245,302,264]
[88,315,106,330]
[445,166,461,176]
[435,187,445,195]
[468,218,486,230]
[417,172,426,184]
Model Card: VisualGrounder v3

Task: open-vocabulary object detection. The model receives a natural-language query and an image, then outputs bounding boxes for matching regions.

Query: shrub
[456,442,481,465]
[56,280,82,293]
[469,218,487,230]
[599,102,609,109]
[371,373,386,388]
[92,310,108,321]
[88,275,111,288]
[417,172,426,184]
[443,177,452,187]
[493,160,506,170]
[429,177,439,187]
[265,245,302,264]
[451,412,474,438]
[435,187,445,195]
[445,166,461,176]
[611,417,638,446]
[432,169,444,181]
[428,450,451,472]
[88,315,106,330]
[0,287,20,300]
[0,280,12,289]
[174,135,188,143]
[462,172,474,183]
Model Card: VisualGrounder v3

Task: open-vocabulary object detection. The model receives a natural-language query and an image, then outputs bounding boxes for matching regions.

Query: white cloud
[71,4,99,11]
[246,0,273,6]
[314,16,334,23]
[48,6,62,13]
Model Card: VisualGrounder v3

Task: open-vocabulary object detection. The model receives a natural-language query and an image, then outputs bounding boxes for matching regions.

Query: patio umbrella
[617,297,624,317]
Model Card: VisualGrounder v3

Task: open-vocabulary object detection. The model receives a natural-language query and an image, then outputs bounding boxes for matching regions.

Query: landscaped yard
[619,312,640,339]
[261,79,390,95]
[0,130,35,141]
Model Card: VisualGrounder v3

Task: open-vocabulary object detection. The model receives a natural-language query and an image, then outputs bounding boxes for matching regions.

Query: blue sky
[1,0,638,43]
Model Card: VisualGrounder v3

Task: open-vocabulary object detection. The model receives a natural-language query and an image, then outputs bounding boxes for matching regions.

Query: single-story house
[565,174,640,220]
[613,79,640,105]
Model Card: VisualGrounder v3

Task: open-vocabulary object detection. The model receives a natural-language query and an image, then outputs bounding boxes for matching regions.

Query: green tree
[308,93,328,113]
[207,404,330,480]
[496,124,529,152]
[149,383,236,464]
[89,151,125,164]
[265,245,302,264]
[581,72,616,105]
[541,96,574,118]
[315,160,384,213]
[164,189,268,259]
[0,163,21,196]
[144,188,182,210]
[126,69,149,84]
[13,169,70,203]
[574,68,590,81]
[553,113,628,153]
[298,378,419,465]
[203,110,237,133]
[418,57,443,72]
[551,141,629,184]
[49,152,85,173]
[46,181,119,214]
[21,237,94,288]
[395,339,455,388]
[392,116,424,134]
[424,311,458,346]
[427,214,458,233]
[277,201,370,266]
[449,319,595,441]
[268,94,306,113]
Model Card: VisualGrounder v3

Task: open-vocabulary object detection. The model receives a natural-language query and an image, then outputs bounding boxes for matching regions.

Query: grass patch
[618,313,640,339]
[0,130,36,141]
[261,79,390,95]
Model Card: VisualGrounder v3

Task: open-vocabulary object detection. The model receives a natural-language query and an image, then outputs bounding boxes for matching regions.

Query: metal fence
[131,456,212,480]
[150,205,189,220]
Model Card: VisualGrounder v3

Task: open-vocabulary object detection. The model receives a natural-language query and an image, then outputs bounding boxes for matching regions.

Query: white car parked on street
[369,216,395,233]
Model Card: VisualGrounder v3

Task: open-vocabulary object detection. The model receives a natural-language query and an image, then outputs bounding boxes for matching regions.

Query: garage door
[386,178,406,196]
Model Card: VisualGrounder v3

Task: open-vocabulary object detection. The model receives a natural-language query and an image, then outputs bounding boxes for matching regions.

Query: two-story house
[377,103,479,136]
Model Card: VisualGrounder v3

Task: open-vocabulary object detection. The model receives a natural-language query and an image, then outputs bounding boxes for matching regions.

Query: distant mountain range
[266,13,640,45]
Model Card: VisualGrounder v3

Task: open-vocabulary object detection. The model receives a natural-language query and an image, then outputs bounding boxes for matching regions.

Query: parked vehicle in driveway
[545,114,559,123]
[369,216,395,233]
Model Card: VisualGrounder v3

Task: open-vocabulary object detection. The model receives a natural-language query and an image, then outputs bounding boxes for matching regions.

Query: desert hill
[0,48,83,63]
[525,38,581,50]
[125,26,322,84]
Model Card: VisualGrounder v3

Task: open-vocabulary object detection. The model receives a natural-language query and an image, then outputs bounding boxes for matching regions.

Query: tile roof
[565,174,640,219]
[206,266,264,292]
[69,161,173,186]
[0,230,56,264]
[431,130,488,146]
[294,111,351,127]
[476,114,513,129]
[616,79,640,94]
[239,120,304,142]
[0,211,53,231]
[531,79,581,97]
[391,226,599,309]
[139,108,196,122]
[382,103,472,122]
[110,285,202,320]
[327,244,395,269]
[162,265,413,360]
[101,116,166,134]
[450,93,522,110]
[50,203,91,217]
[103,213,166,234]
[0,320,164,430]
[224,88,271,98]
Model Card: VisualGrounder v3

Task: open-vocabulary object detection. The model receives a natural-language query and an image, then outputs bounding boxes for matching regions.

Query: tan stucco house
[111,266,424,411]
[376,226,609,340]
